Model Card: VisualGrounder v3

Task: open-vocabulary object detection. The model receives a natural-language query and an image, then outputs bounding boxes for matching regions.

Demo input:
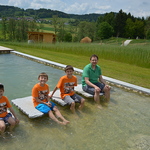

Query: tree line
[0,5,150,42]
[0,5,101,22]
[50,10,150,42]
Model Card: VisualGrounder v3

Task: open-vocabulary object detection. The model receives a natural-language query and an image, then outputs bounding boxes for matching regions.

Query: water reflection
[0,53,150,150]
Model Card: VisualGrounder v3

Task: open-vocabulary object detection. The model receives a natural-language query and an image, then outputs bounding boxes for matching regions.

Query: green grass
[0,41,150,89]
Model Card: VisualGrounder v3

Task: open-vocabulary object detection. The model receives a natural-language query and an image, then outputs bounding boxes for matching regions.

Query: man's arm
[99,75,107,85]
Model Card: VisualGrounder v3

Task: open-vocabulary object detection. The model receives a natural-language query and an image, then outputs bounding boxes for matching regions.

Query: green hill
[0,5,103,22]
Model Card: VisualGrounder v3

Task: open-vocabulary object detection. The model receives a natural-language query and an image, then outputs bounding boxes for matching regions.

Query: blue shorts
[0,113,12,123]
[35,101,56,114]
[82,82,105,95]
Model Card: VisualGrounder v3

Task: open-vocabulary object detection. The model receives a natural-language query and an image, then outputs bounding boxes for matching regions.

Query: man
[82,54,110,108]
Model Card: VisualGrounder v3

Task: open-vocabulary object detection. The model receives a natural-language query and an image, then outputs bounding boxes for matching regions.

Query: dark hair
[90,54,99,60]
[65,65,74,72]
[38,72,48,79]
[0,83,4,90]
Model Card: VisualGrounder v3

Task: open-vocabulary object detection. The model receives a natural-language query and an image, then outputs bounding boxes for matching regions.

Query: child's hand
[49,95,52,99]
[47,102,52,107]
[15,118,20,124]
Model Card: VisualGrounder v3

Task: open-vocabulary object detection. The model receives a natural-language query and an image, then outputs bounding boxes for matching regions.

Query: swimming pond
[0,53,150,150]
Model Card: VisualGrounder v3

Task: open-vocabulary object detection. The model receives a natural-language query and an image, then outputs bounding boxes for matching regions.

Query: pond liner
[10,50,150,96]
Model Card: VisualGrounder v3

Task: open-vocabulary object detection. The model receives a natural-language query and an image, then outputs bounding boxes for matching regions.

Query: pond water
[0,53,150,150]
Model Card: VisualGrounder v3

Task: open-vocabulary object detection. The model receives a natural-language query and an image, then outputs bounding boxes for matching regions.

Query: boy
[0,83,19,138]
[32,72,69,125]
[82,54,110,109]
[50,65,85,113]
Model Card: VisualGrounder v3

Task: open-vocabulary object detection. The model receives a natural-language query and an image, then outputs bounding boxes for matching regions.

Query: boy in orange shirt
[32,72,69,125]
[0,83,19,138]
[50,65,85,113]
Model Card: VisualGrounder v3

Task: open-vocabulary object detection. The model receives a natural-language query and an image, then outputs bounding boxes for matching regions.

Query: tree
[77,21,96,41]
[145,17,150,39]
[125,18,135,38]
[52,15,59,34]
[134,19,145,38]
[114,9,128,37]
[28,20,39,32]
[15,18,28,41]
[57,19,65,42]
[7,18,16,41]
[64,32,72,42]
[96,22,114,40]
[1,17,7,40]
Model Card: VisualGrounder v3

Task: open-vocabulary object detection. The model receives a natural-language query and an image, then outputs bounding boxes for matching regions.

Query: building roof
[27,31,55,35]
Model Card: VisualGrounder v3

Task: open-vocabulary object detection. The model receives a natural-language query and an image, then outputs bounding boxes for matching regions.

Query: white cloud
[0,0,149,18]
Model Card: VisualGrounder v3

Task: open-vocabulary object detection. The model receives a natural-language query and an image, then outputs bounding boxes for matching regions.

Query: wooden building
[27,31,56,43]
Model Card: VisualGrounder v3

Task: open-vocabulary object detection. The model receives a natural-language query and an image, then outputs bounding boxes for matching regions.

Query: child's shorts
[0,113,12,123]
[35,101,56,114]
[63,94,83,105]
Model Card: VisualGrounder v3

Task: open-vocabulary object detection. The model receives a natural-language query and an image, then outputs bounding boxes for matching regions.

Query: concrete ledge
[50,90,67,106]
[103,76,150,95]
[11,96,44,118]
[0,46,14,51]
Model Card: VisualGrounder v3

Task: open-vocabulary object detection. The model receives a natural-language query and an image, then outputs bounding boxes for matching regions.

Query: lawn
[0,40,150,89]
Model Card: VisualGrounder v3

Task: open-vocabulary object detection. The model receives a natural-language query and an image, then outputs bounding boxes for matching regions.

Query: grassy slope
[1,42,150,89]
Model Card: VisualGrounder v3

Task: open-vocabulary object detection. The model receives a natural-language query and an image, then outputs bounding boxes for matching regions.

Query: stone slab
[11,96,44,118]
[0,46,13,51]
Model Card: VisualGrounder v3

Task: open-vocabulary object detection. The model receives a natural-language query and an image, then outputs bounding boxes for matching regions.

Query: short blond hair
[38,72,48,79]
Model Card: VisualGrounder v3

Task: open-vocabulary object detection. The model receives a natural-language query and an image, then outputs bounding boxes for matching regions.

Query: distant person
[50,65,85,114]
[82,54,110,109]
[32,72,69,125]
[0,83,19,138]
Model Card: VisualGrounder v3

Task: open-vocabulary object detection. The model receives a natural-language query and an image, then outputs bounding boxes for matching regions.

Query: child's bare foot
[64,120,70,124]
[0,133,6,139]
[97,104,103,109]
[58,121,67,125]
[77,106,84,114]
[70,107,75,114]
[7,132,16,138]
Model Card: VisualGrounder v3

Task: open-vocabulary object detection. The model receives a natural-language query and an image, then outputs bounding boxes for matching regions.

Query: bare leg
[7,117,16,133]
[94,90,102,109]
[48,110,66,125]
[0,120,6,138]
[51,107,70,125]
[103,85,110,102]
[70,102,75,113]
[78,98,85,110]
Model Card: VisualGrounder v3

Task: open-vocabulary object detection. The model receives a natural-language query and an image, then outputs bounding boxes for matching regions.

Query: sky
[0,0,150,18]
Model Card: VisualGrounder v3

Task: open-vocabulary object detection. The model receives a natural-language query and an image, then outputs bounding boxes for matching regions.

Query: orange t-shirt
[32,83,49,107]
[56,75,77,99]
[0,96,11,118]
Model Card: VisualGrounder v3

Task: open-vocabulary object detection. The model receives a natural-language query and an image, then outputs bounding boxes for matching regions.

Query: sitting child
[0,83,19,138]
[32,72,69,125]
[50,65,85,114]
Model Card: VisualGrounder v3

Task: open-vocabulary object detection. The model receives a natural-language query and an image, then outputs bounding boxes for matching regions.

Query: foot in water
[97,104,103,109]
